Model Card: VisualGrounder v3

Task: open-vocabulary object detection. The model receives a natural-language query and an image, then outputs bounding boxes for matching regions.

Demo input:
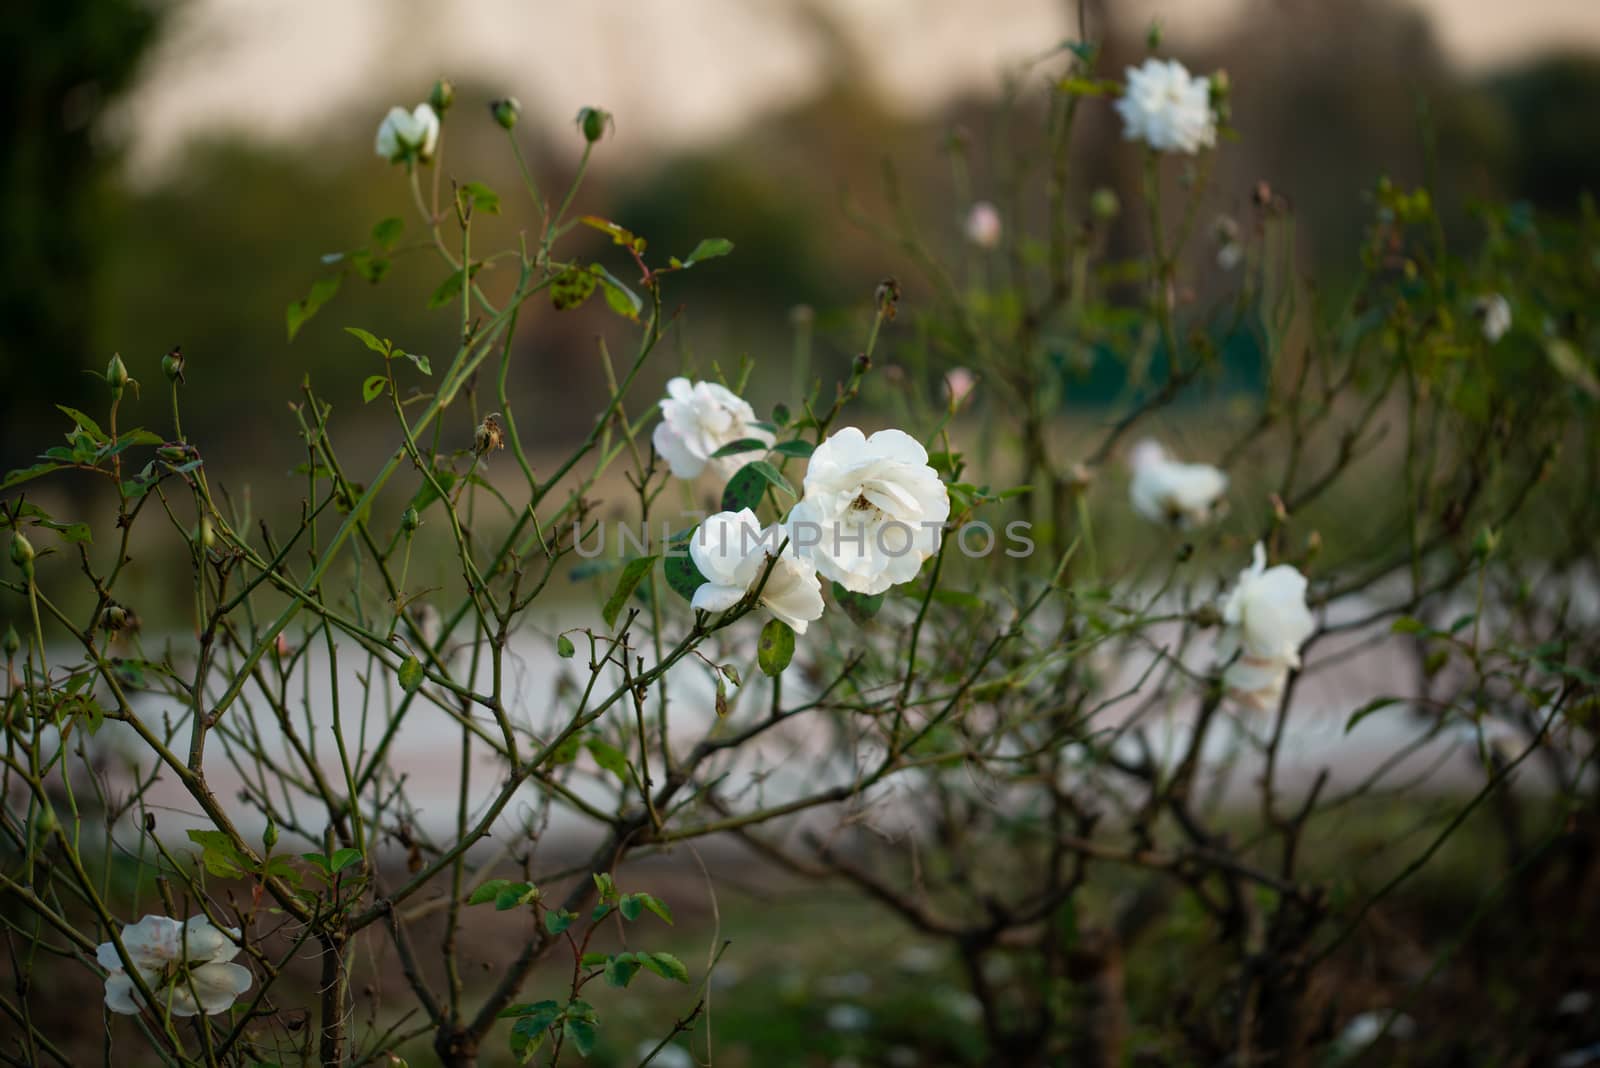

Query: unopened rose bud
[161,345,186,384]
[429,78,455,115]
[3,625,19,657]
[143,811,156,833]
[1472,525,1500,560]
[1145,19,1163,50]
[1269,493,1288,523]
[10,532,35,579]
[1067,461,1094,491]
[103,604,131,631]
[1090,187,1121,221]
[490,97,521,131]
[943,367,977,409]
[475,414,506,455]
[194,517,214,551]
[1210,69,1230,104]
[853,353,872,376]
[106,353,130,396]
[964,201,1002,250]
[575,106,612,144]
[1305,530,1323,561]
[275,634,292,657]
[401,506,420,533]
[263,818,279,850]
[874,278,901,319]
[789,304,814,328]
[1191,603,1221,627]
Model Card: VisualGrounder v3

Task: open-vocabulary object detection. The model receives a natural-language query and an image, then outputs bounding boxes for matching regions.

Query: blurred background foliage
[2,0,1598,478]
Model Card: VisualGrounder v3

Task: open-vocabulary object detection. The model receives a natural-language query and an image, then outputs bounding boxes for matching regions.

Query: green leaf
[362,375,387,403]
[371,216,404,250]
[758,618,795,677]
[543,909,574,936]
[832,581,884,626]
[329,847,362,874]
[468,878,513,906]
[556,634,576,659]
[428,265,479,309]
[578,215,644,251]
[1,462,63,491]
[682,237,734,266]
[771,439,814,458]
[460,181,501,215]
[721,460,794,512]
[603,555,659,629]
[663,552,708,603]
[345,326,390,356]
[551,266,598,311]
[398,656,424,693]
[604,955,641,988]
[638,951,689,983]
[710,438,771,459]
[399,350,433,376]
[287,275,342,341]
[1344,697,1403,734]
[586,739,629,781]
[592,264,642,320]
[1390,616,1428,636]
[566,1017,597,1057]
[495,882,539,910]
[638,893,673,926]
[56,406,107,443]
[409,467,458,514]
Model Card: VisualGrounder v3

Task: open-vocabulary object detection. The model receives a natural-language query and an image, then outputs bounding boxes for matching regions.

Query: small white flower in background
[689,509,824,633]
[1215,215,1243,271]
[1128,439,1229,528]
[651,377,775,481]
[1557,990,1595,1017]
[824,1003,872,1033]
[1116,58,1217,155]
[98,914,252,1017]
[375,103,440,164]
[943,367,977,408]
[632,1041,694,1068]
[1474,293,1512,343]
[788,427,950,596]
[1217,543,1315,709]
[1336,1010,1415,1049]
[964,201,1002,249]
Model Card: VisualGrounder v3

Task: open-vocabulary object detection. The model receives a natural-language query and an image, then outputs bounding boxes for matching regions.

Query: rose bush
[0,31,1595,1068]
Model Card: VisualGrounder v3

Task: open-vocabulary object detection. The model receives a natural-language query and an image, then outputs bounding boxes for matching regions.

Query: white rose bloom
[689,509,824,633]
[375,103,440,164]
[1128,440,1228,527]
[651,377,775,481]
[98,914,252,1017]
[1115,58,1217,155]
[964,201,1002,250]
[788,427,950,595]
[1217,543,1315,707]
[1474,293,1512,344]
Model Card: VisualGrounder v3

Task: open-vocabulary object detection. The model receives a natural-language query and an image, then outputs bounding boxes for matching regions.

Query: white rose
[1473,293,1511,344]
[689,509,824,634]
[98,914,253,1017]
[1115,58,1217,155]
[375,103,440,164]
[1217,543,1315,707]
[964,201,1002,250]
[788,427,950,595]
[1128,439,1228,527]
[651,377,774,481]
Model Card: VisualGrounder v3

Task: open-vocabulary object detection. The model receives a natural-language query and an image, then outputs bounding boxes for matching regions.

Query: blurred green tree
[0,0,161,468]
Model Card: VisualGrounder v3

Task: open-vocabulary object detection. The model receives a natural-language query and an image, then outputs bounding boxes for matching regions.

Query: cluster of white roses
[98,914,252,1017]
[654,378,950,634]
[1122,440,1314,706]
